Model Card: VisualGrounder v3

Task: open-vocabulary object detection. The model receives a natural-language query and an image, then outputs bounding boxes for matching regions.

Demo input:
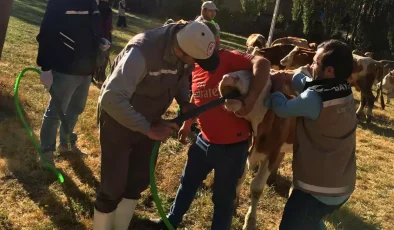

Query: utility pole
[0,0,14,60]
[266,0,281,47]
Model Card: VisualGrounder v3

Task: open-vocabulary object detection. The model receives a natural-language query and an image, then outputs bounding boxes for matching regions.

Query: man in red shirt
[151,34,271,229]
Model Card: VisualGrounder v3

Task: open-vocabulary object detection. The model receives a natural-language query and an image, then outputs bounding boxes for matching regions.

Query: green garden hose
[14,67,66,183]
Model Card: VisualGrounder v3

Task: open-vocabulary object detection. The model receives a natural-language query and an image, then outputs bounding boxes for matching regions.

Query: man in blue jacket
[36,0,102,166]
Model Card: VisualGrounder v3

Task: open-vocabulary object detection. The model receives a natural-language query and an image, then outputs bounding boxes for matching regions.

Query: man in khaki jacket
[93,21,219,230]
[265,39,357,230]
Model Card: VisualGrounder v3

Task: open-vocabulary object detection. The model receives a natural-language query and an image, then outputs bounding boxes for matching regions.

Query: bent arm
[100,47,151,134]
[243,56,271,106]
[265,89,322,120]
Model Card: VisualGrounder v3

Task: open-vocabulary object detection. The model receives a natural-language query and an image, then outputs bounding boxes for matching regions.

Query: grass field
[0,0,393,229]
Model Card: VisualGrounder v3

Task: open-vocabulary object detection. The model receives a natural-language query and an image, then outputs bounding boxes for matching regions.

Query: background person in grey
[117,0,127,28]
[36,0,102,167]
[195,1,220,36]
[93,21,219,230]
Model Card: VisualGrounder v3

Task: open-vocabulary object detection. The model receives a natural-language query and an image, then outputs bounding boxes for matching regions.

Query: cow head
[280,46,315,69]
[280,46,300,68]
[219,70,251,112]
[246,34,267,49]
[218,70,272,134]
[380,70,394,90]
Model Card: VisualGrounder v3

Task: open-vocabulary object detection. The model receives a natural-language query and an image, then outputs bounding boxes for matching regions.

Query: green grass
[0,0,393,229]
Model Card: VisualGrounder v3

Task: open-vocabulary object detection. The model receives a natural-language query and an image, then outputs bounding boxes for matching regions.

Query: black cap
[195,50,220,72]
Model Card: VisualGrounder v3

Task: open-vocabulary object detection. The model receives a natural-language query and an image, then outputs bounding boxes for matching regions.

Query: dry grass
[0,0,393,229]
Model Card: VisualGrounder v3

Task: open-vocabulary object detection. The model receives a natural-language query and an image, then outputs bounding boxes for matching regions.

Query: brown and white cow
[247,44,298,69]
[279,46,315,69]
[377,70,394,104]
[271,36,310,49]
[280,47,385,123]
[246,34,267,49]
[218,68,308,230]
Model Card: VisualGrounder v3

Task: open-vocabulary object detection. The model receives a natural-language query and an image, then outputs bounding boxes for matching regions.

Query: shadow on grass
[0,88,97,229]
[269,173,292,199]
[326,206,381,230]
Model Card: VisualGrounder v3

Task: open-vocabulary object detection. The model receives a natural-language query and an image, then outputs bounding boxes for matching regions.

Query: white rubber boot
[93,208,115,230]
[114,198,138,230]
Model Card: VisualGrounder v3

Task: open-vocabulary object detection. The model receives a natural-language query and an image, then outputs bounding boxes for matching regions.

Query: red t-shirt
[192,49,253,144]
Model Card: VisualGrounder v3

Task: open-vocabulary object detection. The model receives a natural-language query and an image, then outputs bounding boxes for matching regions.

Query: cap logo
[207,41,215,56]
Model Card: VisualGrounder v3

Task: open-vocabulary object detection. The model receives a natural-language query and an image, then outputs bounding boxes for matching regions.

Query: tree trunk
[0,0,14,60]
[350,0,364,48]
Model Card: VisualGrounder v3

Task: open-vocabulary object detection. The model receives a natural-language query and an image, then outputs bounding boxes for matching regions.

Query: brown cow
[218,69,303,230]
[271,36,310,49]
[365,52,374,58]
[279,46,315,69]
[352,49,364,56]
[281,47,385,123]
[308,42,317,50]
[246,34,267,49]
[247,44,298,69]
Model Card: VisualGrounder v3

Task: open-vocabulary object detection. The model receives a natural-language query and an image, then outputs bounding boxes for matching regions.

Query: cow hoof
[266,175,277,187]
[366,116,372,124]
[243,208,258,230]
[356,113,365,122]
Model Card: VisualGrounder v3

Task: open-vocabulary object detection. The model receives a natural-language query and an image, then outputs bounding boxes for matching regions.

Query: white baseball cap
[202,1,219,11]
[176,21,219,71]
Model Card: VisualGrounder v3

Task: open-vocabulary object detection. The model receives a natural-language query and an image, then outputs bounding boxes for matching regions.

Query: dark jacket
[36,0,101,76]
[98,0,113,42]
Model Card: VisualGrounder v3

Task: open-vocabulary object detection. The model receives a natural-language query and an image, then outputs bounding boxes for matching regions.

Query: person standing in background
[36,0,102,166]
[98,0,113,42]
[117,0,127,28]
[195,1,220,43]
[93,0,113,84]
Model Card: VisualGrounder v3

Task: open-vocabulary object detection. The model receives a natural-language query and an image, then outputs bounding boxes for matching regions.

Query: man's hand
[177,102,197,144]
[178,122,192,144]
[234,97,253,117]
[40,70,53,90]
[147,120,180,141]
[180,102,198,114]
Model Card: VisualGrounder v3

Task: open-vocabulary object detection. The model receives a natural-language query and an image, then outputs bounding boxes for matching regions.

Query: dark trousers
[279,189,348,230]
[117,16,127,27]
[167,134,249,230]
[95,111,156,213]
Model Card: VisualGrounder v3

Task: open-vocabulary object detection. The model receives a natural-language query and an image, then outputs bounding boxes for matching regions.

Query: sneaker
[58,144,86,156]
[40,151,55,167]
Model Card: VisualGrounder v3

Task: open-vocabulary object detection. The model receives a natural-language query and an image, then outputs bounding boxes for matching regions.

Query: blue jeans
[279,189,348,230]
[167,134,249,230]
[40,71,91,152]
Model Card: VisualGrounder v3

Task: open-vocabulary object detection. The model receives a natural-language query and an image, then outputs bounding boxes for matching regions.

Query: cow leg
[234,166,248,216]
[365,89,375,123]
[356,91,367,121]
[266,151,285,186]
[375,88,381,101]
[243,157,270,230]
[266,167,278,186]
[387,96,390,104]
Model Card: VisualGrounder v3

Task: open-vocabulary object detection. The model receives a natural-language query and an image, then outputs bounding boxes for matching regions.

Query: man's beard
[312,69,324,81]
